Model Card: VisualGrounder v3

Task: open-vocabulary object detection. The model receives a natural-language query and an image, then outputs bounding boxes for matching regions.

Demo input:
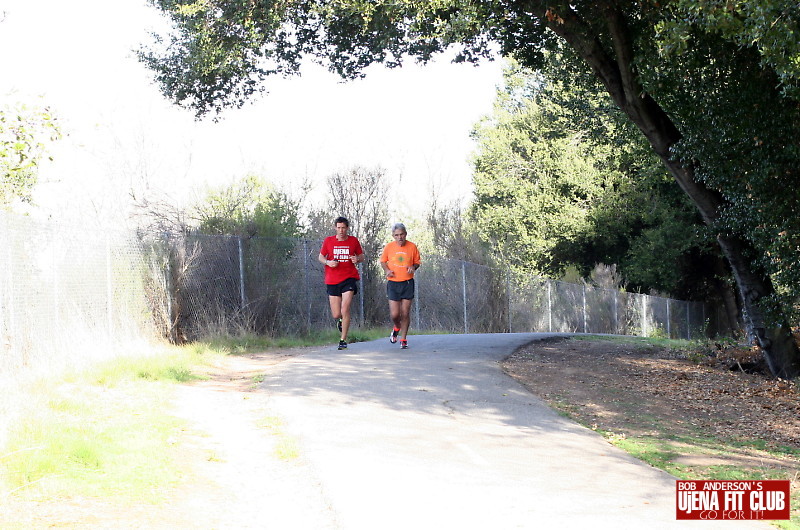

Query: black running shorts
[387,279,415,301]
[326,277,359,297]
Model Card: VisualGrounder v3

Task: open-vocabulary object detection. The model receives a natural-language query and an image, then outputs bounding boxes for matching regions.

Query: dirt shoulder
[0,348,338,530]
[502,336,800,523]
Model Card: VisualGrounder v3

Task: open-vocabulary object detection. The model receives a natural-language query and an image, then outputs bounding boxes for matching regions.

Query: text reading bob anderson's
[676,480,790,520]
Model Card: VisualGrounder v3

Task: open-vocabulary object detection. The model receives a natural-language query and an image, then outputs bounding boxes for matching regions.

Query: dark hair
[334,216,350,227]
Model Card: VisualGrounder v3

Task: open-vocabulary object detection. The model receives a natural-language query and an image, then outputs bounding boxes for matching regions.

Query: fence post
[6,242,14,353]
[506,268,512,333]
[666,298,671,338]
[165,255,172,341]
[52,230,59,334]
[702,304,706,337]
[582,283,587,334]
[303,240,310,330]
[237,236,246,310]
[414,273,421,331]
[642,295,648,337]
[686,302,691,340]
[461,261,468,334]
[359,265,365,326]
[106,235,113,336]
[613,290,619,335]
[547,280,552,332]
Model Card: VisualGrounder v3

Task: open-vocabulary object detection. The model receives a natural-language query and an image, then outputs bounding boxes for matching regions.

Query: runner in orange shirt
[379,223,421,349]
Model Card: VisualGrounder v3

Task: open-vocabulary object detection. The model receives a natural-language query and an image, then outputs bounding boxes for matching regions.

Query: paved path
[262,333,771,529]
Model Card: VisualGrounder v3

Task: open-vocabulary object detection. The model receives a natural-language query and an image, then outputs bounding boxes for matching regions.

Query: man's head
[335,216,350,239]
[392,223,407,246]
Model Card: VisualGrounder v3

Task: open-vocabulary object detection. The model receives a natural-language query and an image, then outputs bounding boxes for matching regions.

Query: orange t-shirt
[380,240,421,282]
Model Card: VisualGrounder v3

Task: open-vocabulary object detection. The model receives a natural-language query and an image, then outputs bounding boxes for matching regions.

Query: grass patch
[257,416,300,461]
[1,332,346,506]
[1,379,184,503]
[571,333,693,351]
[198,327,400,354]
[1,339,249,504]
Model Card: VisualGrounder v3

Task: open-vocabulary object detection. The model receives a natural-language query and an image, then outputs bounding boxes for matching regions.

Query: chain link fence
[1,214,726,381]
[414,257,709,338]
[160,233,717,341]
[160,233,343,340]
[0,213,159,379]
[1,211,160,447]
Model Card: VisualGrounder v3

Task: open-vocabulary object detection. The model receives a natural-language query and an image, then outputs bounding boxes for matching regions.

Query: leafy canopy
[139,0,533,116]
[657,0,800,99]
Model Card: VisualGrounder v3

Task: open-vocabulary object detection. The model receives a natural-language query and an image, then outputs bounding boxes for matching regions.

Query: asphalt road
[261,333,773,529]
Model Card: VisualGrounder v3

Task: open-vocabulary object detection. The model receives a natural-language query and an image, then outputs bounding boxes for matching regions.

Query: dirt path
[155,351,339,529]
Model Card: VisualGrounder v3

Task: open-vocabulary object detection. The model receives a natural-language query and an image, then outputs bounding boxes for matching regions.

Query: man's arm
[319,253,336,267]
[381,259,395,277]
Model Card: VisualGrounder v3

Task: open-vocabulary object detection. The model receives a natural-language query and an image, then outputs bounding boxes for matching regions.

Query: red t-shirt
[320,235,363,285]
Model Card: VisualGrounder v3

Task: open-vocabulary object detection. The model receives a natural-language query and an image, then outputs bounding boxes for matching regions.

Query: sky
[0,0,506,225]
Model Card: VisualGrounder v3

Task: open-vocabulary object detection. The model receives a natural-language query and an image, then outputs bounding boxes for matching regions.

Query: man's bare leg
[389,300,403,334]
[398,299,413,340]
[389,299,413,342]
[339,290,355,341]
[328,295,342,321]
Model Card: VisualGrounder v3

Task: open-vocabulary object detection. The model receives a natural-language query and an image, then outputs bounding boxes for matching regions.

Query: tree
[471,57,725,302]
[471,57,618,276]
[193,174,303,237]
[528,3,800,378]
[0,103,61,206]
[140,0,800,378]
[425,199,490,265]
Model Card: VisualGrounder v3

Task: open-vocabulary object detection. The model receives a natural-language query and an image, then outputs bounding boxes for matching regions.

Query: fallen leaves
[503,337,800,449]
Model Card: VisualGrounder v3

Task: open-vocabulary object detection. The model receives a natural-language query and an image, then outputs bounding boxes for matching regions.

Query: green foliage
[139,0,498,117]
[193,174,302,237]
[645,15,800,323]
[656,1,800,99]
[470,57,716,297]
[2,379,183,502]
[470,58,608,274]
[0,103,61,206]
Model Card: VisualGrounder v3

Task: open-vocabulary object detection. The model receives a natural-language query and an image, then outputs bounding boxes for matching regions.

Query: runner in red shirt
[380,223,421,349]
[318,217,365,350]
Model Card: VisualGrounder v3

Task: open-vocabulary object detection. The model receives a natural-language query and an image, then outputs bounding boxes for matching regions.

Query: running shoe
[400,339,408,349]
[389,328,399,344]
[338,340,348,350]
[336,318,343,333]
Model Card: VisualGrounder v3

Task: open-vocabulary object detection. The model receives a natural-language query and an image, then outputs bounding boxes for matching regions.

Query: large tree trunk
[711,255,741,336]
[543,4,800,378]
